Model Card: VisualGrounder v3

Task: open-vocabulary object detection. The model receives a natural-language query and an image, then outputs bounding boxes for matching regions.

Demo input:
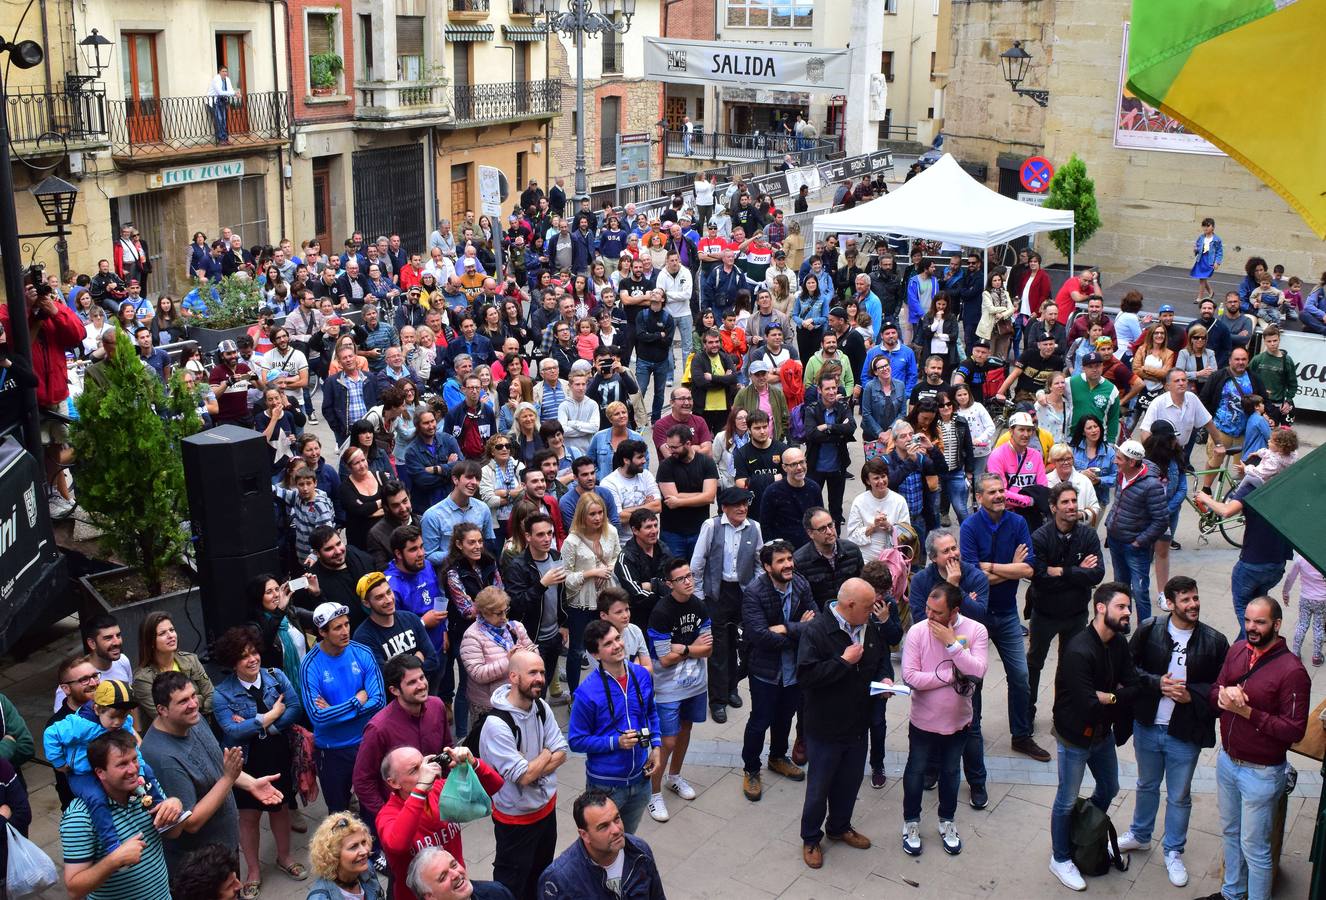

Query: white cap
[1007,411,1035,429]
[313,602,350,630]
[1118,440,1146,461]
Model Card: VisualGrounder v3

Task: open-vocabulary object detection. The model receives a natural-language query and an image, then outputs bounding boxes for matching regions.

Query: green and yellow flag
[1127,0,1326,236]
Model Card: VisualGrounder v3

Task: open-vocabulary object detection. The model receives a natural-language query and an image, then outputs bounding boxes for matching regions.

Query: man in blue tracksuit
[568,619,662,834]
[299,600,386,812]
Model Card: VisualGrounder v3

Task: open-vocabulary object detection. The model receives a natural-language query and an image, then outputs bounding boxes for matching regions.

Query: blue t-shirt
[1212,372,1252,436]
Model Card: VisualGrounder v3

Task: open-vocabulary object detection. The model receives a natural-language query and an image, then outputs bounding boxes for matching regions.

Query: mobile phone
[287,576,309,592]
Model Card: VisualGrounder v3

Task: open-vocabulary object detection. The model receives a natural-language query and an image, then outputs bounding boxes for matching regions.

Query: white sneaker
[1049,857,1086,892]
[665,774,697,801]
[48,495,75,519]
[1157,593,1172,612]
[938,820,962,855]
[647,793,670,822]
[1116,830,1151,852]
[1164,850,1188,887]
[901,820,922,856]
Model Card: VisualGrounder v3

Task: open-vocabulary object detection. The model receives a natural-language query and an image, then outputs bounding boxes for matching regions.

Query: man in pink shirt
[901,581,988,857]
[984,411,1048,525]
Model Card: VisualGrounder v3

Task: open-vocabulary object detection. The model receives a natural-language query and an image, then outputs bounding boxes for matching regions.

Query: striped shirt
[272,486,337,560]
[538,383,565,423]
[60,796,171,900]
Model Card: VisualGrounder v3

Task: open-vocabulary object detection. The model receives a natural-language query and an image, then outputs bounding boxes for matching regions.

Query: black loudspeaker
[182,425,277,558]
[196,547,283,646]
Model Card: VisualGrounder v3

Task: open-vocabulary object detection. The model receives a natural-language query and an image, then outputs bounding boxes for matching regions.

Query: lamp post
[540,0,635,204]
[999,41,1050,108]
[22,174,80,277]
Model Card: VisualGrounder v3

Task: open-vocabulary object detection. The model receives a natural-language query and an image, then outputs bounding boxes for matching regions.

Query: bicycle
[1184,461,1244,548]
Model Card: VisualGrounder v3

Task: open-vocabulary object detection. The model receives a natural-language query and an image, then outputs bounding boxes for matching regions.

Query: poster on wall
[1278,332,1326,414]
[1114,23,1223,156]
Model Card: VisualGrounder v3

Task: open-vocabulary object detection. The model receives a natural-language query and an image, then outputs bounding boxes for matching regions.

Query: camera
[429,749,454,768]
[952,671,982,697]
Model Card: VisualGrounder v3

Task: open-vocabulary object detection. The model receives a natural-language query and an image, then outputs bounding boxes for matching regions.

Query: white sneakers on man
[1164,850,1189,887]
[665,774,697,800]
[1115,830,1151,852]
[647,793,670,822]
[1049,857,1086,891]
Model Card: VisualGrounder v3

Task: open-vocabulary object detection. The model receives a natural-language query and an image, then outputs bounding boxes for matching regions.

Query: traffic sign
[1020,156,1054,193]
[478,165,506,217]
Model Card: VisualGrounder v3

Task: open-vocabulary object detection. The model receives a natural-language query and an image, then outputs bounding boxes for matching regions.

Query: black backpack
[1070,797,1129,876]
[461,699,549,760]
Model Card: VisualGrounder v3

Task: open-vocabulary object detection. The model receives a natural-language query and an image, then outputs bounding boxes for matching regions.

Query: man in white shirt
[601,440,662,541]
[693,173,715,228]
[557,373,600,456]
[656,253,694,374]
[262,326,310,407]
[843,457,911,558]
[207,65,238,144]
[1135,368,1218,447]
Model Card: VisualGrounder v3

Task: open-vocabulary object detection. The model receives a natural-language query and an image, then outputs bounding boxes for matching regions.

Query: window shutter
[308,14,334,55]
[396,17,425,57]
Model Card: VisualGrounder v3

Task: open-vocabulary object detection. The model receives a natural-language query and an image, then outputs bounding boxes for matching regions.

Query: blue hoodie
[298,640,385,749]
[567,662,662,787]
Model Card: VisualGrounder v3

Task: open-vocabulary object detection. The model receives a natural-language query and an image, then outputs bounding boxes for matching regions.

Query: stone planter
[79,565,207,666]
[187,309,363,354]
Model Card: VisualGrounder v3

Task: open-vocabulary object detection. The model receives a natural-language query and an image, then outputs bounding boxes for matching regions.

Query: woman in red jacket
[1010,252,1052,358]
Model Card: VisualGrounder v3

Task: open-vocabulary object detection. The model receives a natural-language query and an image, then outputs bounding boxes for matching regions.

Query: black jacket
[801,397,856,474]
[796,605,890,741]
[1052,625,1144,748]
[742,571,817,684]
[870,267,904,315]
[634,307,676,364]
[792,539,864,610]
[503,548,568,639]
[689,348,740,409]
[1127,615,1229,749]
[937,415,976,476]
[1028,521,1105,619]
[613,538,675,627]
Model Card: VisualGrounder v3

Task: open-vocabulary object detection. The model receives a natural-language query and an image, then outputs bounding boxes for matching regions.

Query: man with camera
[376,743,503,900]
[901,580,989,857]
[568,619,662,834]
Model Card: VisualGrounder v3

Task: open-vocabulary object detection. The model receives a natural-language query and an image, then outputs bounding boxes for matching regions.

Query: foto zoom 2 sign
[644,36,851,93]
[149,160,245,189]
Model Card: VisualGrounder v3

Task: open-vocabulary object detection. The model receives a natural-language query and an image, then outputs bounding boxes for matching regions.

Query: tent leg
[1069,227,1076,274]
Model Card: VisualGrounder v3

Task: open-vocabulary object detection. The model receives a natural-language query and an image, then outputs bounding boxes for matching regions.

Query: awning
[446,24,495,41]
[502,24,547,41]
[1245,442,1326,575]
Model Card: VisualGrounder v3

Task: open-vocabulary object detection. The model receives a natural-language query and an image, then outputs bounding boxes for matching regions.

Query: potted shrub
[71,329,207,662]
[310,51,344,97]
[187,273,266,352]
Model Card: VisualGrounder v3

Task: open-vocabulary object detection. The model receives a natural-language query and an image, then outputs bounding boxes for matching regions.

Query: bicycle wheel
[1218,515,1244,549]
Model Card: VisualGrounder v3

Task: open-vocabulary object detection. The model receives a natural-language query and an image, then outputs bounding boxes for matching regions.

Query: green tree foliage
[1043,154,1102,260]
[71,330,202,596]
[191,273,265,329]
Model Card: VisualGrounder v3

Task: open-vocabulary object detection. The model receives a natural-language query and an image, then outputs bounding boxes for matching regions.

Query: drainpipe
[38,0,53,95]
[271,0,289,241]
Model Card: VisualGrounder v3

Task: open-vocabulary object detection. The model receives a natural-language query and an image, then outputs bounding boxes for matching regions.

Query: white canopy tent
[812,153,1078,293]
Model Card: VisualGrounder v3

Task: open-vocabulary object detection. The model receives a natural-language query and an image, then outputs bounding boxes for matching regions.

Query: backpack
[788,403,808,443]
[462,699,550,760]
[1070,797,1129,876]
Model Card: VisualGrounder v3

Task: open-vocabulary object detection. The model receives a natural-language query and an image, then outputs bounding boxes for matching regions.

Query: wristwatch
[681,645,691,658]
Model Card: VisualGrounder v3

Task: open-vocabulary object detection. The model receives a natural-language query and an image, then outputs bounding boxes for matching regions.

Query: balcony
[509,0,540,15]
[6,82,110,154]
[356,80,450,125]
[107,90,290,160]
[448,0,490,20]
[443,78,561,127]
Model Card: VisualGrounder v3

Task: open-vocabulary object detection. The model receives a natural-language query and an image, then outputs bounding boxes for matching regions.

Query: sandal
[277,861,309,881]
[240,882,261,900]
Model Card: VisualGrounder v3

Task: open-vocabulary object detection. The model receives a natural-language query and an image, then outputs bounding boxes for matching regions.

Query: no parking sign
[1020,156,1054,193]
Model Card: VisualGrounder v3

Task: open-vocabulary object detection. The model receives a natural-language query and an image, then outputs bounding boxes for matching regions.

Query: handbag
[6,822,59,897]
[1291,696,1326,761]
[288,723,320,805]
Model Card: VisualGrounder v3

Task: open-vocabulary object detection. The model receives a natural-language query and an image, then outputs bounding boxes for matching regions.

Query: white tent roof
[811,153,1075,248]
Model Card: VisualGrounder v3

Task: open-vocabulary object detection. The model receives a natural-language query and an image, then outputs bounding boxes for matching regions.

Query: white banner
[1278,331,1326,413]
[643,36,851,93]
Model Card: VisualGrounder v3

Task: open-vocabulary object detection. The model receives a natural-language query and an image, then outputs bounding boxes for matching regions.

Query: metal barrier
[662,128,835,164]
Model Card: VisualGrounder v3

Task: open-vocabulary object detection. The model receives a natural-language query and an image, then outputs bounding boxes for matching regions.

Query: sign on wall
[1114,23,1222,156]
[148,160,245,190]
[615,133,652,202]
[1278,331,1326,413]
[644,37,851,93]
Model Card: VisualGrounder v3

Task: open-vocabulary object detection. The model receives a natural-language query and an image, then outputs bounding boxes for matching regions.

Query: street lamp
[78,28,113,76]
[25,175,80,276]
[999,41,1049,108]
[541,0,636,203]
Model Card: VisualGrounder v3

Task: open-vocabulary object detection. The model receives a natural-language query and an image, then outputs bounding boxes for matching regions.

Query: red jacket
[351,697,452,825]
[1210,637,1311,766]
[1013,269,1052,318]
[0,300,83,406]
[376,760,504,900]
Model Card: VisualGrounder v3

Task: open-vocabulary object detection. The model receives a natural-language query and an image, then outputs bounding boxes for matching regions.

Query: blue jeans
[588,776,651,834]
[799,733,868,845]
[683,133,694,156]
[635,357,672,422]
[674,315,694,375]
[904,724,967,822]
[742,677,800,774]
[941,470,970,523]
[212,100,229,142]
[1231,560,1286,641]
[1051,738,1120,862]
[660,530,698,563]
[564,606,597,696]
[984,608,1032,739]
[1216,749,1286,900]
[1108,537,1155,622]
[1130,721,1201,853]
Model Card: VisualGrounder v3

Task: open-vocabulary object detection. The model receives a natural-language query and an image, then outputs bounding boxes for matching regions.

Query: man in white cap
[1102,440,1169,623]
[299,601,386,813]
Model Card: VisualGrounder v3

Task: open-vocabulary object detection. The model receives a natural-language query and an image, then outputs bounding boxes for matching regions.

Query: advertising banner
[644,37,850,93]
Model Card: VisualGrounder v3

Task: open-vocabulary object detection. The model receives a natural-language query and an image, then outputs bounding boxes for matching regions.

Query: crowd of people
[2,182,1322,900]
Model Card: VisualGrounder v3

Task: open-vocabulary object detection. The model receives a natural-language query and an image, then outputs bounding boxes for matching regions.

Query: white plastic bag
[6,822,59,897]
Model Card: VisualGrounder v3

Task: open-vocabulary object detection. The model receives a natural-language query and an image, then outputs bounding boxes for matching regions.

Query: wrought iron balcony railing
[106,90,290,156]
[449,79,560,125]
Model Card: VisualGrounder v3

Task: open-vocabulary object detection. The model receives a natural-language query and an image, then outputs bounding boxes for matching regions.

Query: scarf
[266,609,301,687]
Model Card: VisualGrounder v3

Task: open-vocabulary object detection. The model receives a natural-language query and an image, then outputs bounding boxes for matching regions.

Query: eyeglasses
[810,521,836,534]
[62,672,101,687]
[493,443,510,450]
[668,573,694,583]
[785,459,807,467]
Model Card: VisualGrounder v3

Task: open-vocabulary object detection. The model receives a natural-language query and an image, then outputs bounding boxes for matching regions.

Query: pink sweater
[902,614,989,735]
[459,619,535,714]
[985,440,1046,508]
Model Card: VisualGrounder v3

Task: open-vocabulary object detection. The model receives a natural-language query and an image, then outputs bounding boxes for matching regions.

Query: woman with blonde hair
[561,491,621,696]
[305,813,384,900]
[460,586,535,716]
[586,401,645,480]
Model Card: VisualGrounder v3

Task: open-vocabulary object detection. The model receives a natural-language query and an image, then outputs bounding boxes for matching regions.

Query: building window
[359,14,374,81]
[599,96,620,167]
[602,14,623,74]
[930,51,936,79]
[306,10,343,94]
[218,175,269,247]
[881,51,893,82]
[884,0,897,13]
[397,16,425,81]
[726,1,812,29]
[927,106,934,118]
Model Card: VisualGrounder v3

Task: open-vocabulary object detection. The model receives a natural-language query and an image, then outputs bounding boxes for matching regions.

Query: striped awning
[502,24,548,41]
[445,24,495,41]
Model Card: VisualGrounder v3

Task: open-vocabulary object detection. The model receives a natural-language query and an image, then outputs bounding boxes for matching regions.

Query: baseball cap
[718,487,754,507]
[1094,336,1114,347]
[1119,440,1146,461]
[1149,420,1176,438]
[313,602,350,630]
[881,320,900,334]
[971,338,991,349]
[1007,411,1035,429]
[217,339,239,353]
[706,221,718,229]
[1083,351,1104,365]
[1159,304,1175,314]
[749,359,773,374]
[93,679,136,710]
[774,249,787,259]
[828,306,848,320]
[356,571,387,601]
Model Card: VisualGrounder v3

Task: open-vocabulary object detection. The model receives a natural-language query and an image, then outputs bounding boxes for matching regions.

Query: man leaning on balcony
[208,65,238,145]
